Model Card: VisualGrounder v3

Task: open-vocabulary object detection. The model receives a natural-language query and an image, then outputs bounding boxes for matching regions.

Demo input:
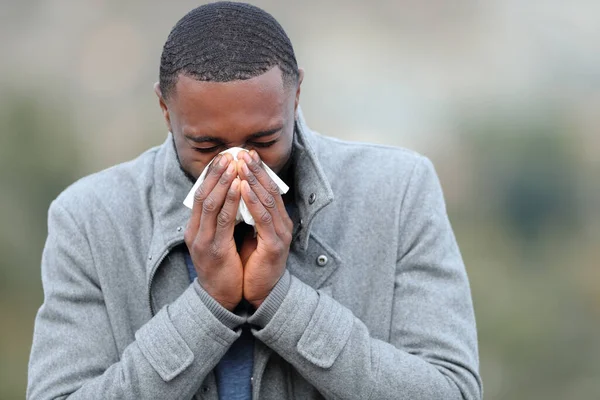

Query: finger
[240,179,277,241]
[188,153,230,234]
[214,177,241,244]
[243,150,292,231]
[198,159,238,237]
[237,159,287,237]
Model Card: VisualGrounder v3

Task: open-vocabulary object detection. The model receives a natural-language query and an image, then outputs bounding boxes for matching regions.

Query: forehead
[169,66,291,136]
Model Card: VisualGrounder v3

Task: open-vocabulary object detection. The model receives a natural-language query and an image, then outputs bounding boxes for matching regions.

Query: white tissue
[183,147,289,226]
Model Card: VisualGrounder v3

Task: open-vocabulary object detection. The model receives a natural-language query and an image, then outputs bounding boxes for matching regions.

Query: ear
[294,68,304,119]
[154,82,172,132]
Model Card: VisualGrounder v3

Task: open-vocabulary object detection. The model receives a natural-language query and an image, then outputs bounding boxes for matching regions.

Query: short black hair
[159,1,299,100]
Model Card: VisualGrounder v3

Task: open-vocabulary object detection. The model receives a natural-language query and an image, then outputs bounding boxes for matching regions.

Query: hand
[236,150,293,308]
[184,153,243,311]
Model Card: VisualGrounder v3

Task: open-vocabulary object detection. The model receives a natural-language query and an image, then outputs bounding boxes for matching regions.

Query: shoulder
[50,145,161,226]
[306,129,434,189]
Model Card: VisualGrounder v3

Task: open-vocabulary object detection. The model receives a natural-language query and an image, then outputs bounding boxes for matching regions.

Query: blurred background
[1,0,599,398]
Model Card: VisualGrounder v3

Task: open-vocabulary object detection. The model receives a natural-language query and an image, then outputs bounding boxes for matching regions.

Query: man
[28,2,482,399]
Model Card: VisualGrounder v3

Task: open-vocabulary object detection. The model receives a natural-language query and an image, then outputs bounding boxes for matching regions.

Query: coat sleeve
[248,156,483,400]
[27,201,243,400]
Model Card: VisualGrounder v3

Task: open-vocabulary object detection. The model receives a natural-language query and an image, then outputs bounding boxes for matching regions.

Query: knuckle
[282,231,292,245]
[202,197,218,213]
[270,240,286,256]
[226,187,237,201]
[262,193,276,209]
[194,185,209,202]
[247,190,260,204]
[225,187,239,202]
[217,210,231,227]
[219,172,232,186]
[278,240,289,253]
[259,210,272,224]
[191,239,206,255]
[246,172,258,186]
[267,180,279,194]
[225,194,237,207]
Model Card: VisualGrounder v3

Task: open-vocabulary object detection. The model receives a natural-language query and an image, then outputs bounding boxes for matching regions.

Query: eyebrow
[184,127,282,144]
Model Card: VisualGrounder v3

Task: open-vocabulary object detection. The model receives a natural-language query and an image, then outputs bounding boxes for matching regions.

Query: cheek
[257,141,292,174]
[175,143,214,179]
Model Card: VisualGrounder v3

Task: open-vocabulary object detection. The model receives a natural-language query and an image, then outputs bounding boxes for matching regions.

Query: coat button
[201,386,210,393]
[177,226,183,232]
[308,193,317,204]
[316,255,328,266]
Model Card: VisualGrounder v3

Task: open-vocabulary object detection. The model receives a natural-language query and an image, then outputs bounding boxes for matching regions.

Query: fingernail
[226,162,235,175]
[231,178,240,191]
[240,151,252,163]
[219,154,228,167]
[241,161,250,175]
[249,150,259,162]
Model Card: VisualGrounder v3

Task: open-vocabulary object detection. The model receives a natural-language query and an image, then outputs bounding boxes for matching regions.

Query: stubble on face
[171,133,197,184]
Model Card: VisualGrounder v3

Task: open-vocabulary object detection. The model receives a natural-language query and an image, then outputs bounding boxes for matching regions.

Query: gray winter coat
[27,112,482,399]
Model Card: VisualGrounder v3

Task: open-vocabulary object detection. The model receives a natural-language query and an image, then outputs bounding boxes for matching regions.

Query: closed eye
[250,140,278,148]
[193,145,222,153]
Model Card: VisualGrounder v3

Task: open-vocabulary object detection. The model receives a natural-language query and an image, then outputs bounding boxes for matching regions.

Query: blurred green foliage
[463,108,581,241]
[0,88,83,398]
[453,105,600,399]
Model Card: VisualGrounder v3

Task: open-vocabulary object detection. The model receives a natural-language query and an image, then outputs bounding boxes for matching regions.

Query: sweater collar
[154,108,334,252]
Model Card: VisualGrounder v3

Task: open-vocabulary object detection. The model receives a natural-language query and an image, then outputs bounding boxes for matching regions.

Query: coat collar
[151,108,334,257]
[290,110,335,251]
